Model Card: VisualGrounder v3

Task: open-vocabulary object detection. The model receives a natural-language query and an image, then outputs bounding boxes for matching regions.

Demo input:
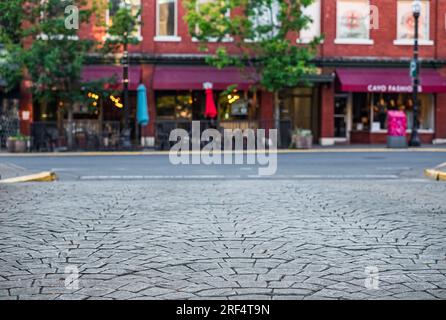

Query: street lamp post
[121,32,131,148]
[409,0,421,147]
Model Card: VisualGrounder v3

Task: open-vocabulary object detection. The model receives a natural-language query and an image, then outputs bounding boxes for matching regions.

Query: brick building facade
[16,0,446,149]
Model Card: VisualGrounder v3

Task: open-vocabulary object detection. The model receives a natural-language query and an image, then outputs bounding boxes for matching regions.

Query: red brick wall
[259,91,274,130]
[140,64,156,137]
[350,132,435,144]
[76,1,446,60]
[436,93,446,139]
[120,0,446,59]
[320,84,334,139]
[321,0,443,59]
[435,0,446,59]
[19,80,33,136]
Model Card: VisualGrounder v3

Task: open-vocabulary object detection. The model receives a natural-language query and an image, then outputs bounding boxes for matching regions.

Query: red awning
[336,68,446,93]
[152,66,258,91]
[81,65,141,91]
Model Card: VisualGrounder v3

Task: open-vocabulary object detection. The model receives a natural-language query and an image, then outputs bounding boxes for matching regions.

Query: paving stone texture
[0,179,445,300]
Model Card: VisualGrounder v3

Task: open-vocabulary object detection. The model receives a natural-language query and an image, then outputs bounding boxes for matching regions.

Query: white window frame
[155,0,182,42]
[335,0,374,45]
[393,0,433,46]
[105,0,143,41]
[298,0,322,44]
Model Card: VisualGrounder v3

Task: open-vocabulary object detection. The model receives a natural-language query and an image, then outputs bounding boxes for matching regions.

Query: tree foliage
[101,1,141,53]
[0,0,141,147]
[184,0,322,92]
[0,0,93,102]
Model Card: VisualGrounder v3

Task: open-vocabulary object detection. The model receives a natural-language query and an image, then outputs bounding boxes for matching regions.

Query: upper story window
[194,0,232,42]
[298,0,321,43]
[394,0,433,46]
[248,0,280,41]
[335,0,373,45]
[156,0,180,41]
[107,0,142,39]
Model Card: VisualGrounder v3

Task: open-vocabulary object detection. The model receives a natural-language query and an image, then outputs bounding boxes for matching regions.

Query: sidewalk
[1,144,446,157]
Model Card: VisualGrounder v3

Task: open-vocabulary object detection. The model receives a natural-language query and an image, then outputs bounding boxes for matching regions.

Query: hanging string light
[110,95,124,109]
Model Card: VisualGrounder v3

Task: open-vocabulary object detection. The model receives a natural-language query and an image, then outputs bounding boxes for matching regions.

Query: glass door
[334,95,348,138]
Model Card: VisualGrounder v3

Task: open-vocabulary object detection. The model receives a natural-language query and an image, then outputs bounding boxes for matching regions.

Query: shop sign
[21,111,30,121]
[366,84,422,93]
[231,100,248,116]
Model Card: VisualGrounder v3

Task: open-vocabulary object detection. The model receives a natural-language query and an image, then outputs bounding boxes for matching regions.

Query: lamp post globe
[412,0,421,16]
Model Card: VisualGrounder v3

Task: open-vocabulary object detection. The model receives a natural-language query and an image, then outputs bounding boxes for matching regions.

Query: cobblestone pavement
[0,179,445,300]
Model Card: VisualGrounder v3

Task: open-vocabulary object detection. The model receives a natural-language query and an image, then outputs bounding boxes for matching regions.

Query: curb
[0,171,57,184]
[424,169,446,181]
[0,148,446,157]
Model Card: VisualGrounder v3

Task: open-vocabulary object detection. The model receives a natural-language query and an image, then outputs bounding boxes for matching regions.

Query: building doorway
[281,87,320,146]
[334,94,348,140]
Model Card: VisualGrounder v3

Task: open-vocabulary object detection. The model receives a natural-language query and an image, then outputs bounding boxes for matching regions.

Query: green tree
[0,0,138,149]
[101,0,141,142]
[0,0,26,91]
[0,0,98,149]
[184,0,322,143]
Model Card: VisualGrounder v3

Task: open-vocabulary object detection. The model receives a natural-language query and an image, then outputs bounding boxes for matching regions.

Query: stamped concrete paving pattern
[0,180,445,300]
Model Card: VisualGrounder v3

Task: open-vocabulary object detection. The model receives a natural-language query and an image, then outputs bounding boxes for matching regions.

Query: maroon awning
[336,68,446,93]
[81,65,141,91]
[153,66,258,91]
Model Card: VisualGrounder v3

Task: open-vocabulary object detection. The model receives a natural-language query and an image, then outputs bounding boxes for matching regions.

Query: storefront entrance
[336,68,446,144]
[281,87,320,146]
[154,89,261,150]
[334,94,348,140]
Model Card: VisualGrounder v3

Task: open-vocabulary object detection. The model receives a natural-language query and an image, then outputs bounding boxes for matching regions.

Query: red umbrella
[204,83,218,119]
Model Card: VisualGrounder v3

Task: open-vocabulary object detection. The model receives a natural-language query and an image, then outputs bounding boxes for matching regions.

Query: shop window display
[352,92,434,132]
[156,91,193,120]
[218,90,257,122]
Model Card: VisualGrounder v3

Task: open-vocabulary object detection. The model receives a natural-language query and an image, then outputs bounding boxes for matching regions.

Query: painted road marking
[79,174,400,181]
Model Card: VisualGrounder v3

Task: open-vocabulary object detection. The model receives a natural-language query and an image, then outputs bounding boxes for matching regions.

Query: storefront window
[336,0,370,41]
[155,90,258,123]
[156,91,193,120]
[352,92,434,132]
[218,90,257,121]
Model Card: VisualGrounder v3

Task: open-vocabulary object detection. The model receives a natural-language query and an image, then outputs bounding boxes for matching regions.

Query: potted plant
[14,134,29,153]
[291,128,313,149]
[6,136,16,153]
[6,134,29,153]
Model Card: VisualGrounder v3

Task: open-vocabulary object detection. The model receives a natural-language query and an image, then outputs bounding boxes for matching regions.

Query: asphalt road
[1,151,445,181]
